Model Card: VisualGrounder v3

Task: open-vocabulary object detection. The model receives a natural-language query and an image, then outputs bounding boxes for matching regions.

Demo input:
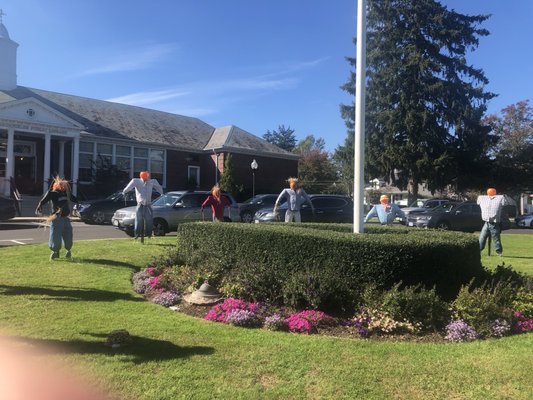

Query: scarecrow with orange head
[35,177,79,260]
[364,194,405,225]
[273,177,314,223]
[122,171,164,242]
[477,187,515,256]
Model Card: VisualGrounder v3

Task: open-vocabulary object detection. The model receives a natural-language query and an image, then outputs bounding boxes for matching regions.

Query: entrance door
[14,156,37,194]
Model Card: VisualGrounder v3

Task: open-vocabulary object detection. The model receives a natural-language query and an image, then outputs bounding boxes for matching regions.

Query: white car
[516,213,533,229]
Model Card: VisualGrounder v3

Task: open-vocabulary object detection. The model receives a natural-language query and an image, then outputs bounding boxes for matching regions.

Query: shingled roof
[204,125,298,159]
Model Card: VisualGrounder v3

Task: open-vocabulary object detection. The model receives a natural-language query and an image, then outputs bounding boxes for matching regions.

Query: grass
[480,232,533,275]
[0,234,532,399]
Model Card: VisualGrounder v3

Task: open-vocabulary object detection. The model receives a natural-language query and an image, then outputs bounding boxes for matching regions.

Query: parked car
[254,194,353,223]
[516,213,533,228]
[239,194,282,223]
[406,201,511,232]
[399,198,452,223]
[0,196,17,221]
[112,190,240,236]
[75,191,161,224]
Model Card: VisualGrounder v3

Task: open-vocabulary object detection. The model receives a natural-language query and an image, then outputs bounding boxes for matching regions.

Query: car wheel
[241,211,253,223]
[91,211,106,224]
[436,221,450,230]
[124,228,135,237]
[530,220,533,228]
[153,219,168,236]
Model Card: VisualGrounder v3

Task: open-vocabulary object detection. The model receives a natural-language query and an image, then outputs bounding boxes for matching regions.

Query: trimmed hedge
[176,222,484,313]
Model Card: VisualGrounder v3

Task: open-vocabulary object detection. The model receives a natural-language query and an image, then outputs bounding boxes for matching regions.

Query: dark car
[516,213,533,229]
[75,191,160,224]
[406,201,511,232]
[254,194,353,223]
[112,190,240,236]
[0,196,17,221]
[399,198,452,223]
[239,194,281,223]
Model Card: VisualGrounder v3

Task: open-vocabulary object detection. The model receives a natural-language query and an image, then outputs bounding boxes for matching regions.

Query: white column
[353,0,367,234]
[5,128,15,196]
[43,134,51,194]
[71,135,80,196]
[58,141,65,177]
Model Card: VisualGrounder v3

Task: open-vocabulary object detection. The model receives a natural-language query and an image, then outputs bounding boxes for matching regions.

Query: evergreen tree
[336,0,495,202]
[219,153,241,196]
[263,125,297,152]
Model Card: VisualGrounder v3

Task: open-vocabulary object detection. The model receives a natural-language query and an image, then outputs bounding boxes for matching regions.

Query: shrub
[176,222,484,311]
[445,320,479,342]
[451,279,518,337]
[361,283,450,331]
[512,287,533,319]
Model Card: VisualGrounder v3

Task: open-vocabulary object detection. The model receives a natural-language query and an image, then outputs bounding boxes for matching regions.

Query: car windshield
[432,203,456,213]
[107,192,123,201]
[242,196,264,204]
[153,193,181,207]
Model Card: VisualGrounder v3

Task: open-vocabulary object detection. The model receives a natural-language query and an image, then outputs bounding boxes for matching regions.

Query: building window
[96,143,112,168]
[115,145,131,174]
[133,146,149,177]
[79,141,94,182]
[188,166,200,187]
[150,149,164,182]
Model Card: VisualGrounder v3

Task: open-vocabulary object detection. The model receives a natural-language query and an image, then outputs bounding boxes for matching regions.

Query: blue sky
[1,0,532,152]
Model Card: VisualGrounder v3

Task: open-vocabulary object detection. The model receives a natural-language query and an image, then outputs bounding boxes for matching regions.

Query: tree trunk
[408,179,419,206]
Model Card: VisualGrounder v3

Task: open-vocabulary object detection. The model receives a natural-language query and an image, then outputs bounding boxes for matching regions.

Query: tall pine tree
[336,0,495,202]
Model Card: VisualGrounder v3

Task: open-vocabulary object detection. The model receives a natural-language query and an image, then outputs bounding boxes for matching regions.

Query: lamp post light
[251,159,258,198]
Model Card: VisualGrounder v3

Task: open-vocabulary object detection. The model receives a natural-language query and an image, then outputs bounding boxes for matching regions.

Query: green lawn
[0,235,532,400]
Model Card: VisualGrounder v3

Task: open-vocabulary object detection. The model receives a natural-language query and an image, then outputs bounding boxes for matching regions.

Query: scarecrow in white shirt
[122,171,164,242]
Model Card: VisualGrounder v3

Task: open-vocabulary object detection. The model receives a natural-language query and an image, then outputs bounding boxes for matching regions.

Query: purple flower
[225,309,259,327]
[445,319,479,342]
[490,319,511,338]
[151,291,181,307]
[132,278,151,294]
[264,314,287,331]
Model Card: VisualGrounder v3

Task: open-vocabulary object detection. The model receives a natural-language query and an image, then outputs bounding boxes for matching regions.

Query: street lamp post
[251,159,258,198]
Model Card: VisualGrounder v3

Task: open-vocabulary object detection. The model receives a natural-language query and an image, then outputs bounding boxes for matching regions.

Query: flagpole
[354,0,367,233]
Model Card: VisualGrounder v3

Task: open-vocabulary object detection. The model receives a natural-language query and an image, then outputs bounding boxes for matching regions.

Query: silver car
[112,191,240,236]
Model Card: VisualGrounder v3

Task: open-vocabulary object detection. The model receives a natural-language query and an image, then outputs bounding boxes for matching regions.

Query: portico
[0,97,83,196]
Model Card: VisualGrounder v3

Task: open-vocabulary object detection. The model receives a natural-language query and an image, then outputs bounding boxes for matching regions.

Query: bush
[360,283,450,331]
[176,222,484,312]
[451,279,518,337]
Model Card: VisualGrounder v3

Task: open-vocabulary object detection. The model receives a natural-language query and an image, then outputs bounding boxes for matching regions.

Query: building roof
[205,125,298,159]
[0,85,296,159]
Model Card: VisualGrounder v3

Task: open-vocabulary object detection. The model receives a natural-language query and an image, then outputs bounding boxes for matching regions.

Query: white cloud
[74,43,177,77]
[106,89,190,106]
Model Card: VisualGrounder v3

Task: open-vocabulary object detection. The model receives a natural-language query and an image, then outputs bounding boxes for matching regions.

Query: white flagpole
[354,0,367,233]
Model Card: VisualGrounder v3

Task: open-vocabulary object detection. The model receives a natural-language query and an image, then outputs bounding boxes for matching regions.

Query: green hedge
[176,222,484,313]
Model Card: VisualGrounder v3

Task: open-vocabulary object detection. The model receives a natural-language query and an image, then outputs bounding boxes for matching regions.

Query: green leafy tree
[293,134,326,155]
[484,100,533,192]
[263,125,297,152]
[219,153,241,196]
[336,0,495,203]
[298,149,338,194]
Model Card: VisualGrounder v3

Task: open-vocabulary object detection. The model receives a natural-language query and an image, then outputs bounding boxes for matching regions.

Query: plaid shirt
[477,195,511,223]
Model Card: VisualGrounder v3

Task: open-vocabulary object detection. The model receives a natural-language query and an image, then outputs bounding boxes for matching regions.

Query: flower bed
[132,260,533,342]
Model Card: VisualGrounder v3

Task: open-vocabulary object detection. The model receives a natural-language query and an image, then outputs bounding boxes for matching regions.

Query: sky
[1,0,532,152]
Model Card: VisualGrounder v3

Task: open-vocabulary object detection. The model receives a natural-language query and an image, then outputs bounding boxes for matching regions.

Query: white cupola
[0,10,19,91]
